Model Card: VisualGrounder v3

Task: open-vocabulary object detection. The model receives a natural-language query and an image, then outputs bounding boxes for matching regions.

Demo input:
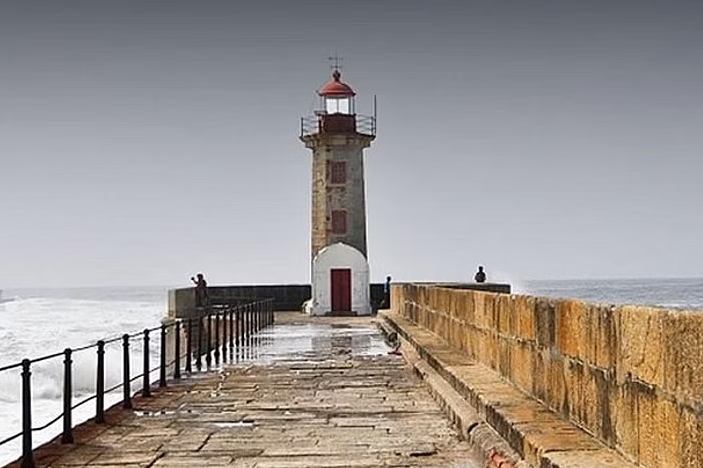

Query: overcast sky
[1,0,702,288]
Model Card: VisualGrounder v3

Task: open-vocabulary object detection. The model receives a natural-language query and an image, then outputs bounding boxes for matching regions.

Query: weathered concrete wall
[392,283,703,468]
[168,285,312,318]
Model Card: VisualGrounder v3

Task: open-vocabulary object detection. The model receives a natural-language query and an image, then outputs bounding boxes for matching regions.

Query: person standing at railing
[190,273,209,307]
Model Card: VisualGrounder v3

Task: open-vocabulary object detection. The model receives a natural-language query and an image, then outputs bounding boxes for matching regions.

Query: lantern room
[300,68,375,138]
[319,69,356,115]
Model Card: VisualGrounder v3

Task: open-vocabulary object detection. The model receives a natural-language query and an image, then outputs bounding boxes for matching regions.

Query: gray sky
[1,0,702,288]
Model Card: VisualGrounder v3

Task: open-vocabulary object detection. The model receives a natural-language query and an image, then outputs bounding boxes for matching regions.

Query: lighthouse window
[326,97,350,114]
[331,210,347,234]
[331,161,347,184]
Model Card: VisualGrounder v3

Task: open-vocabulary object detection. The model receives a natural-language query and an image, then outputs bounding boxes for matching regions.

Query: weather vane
[327,55,344,71]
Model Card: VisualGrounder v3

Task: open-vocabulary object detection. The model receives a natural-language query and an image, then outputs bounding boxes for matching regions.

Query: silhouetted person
[474,266,486,283]
[383,276,392,308]
[191,273,209,307]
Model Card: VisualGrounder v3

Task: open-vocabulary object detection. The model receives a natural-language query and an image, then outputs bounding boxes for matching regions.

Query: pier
[3,283,703,467]
[5,313,482,468]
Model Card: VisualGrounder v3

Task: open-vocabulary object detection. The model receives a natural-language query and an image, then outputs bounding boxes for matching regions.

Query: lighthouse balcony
[300,113,376,138]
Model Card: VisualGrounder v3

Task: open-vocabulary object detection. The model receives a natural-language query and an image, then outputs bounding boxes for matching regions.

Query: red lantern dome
[318,70,356,97]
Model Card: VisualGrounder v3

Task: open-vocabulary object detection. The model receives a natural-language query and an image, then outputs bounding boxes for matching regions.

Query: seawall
[390,283,703,467]
[168,282,511,318]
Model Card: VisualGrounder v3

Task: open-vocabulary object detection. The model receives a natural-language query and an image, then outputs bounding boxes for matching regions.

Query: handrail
[0,298,275,468]
[300,113,376,138]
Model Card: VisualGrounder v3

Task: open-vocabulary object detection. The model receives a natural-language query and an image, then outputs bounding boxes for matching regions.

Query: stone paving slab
[8,316,481,468]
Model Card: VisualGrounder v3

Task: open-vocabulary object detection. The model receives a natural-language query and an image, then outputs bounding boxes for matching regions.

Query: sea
[0,278,702,465]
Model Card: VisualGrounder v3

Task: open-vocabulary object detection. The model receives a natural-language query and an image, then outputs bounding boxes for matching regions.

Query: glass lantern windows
[324,96,353,115]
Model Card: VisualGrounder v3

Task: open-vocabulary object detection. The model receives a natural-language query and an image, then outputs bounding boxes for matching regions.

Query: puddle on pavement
[228,322,391,366]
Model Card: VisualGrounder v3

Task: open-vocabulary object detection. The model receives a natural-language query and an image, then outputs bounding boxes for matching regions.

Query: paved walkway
[14,315,482,468]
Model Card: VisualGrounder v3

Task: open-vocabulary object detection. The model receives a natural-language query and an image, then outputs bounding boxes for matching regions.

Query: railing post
[245,304,249,339]
[229,307,234,360]
[142,329,151,397]
[196,316,203,371]
[235,306,240,348]
[21,359,34,468]
[186,318,193,373]
[61,349,74,444]
[174,321,181,379]
[159,324,167,387]
[222,309,228,364]
[205,312,212,369]
[96,341,106,423]
[214,311,220,366]
[122,334,132,409]
[255,302,259,331]
[250,303,254,334]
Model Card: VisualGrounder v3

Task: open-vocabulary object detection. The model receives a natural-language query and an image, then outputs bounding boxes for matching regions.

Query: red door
[330,269,352,313]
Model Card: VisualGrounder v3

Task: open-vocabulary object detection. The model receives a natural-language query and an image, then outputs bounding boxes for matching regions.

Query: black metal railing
[300,113,376,138]
[0,298,274,468]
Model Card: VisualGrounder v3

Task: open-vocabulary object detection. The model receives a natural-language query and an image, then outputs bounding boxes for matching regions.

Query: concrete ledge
[397,336,527,468]
[381,311,639,468]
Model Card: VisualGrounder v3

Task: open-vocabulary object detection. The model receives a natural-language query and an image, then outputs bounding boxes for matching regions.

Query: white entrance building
[309,243,371,316]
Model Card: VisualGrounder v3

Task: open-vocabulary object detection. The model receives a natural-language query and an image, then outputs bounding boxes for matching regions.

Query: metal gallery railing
[0,298,274,468]
[300,113,376,138]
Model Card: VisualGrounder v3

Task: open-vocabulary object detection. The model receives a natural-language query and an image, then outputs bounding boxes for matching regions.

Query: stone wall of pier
[391,283,703,468]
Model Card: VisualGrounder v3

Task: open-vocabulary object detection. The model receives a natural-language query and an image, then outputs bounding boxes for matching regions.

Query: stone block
[593,367,615,445]
[449,317,462,351]
[555,299,594,361]
[476,331,499,371]
[448,290,461,320]
[465,325,479,361]
[510,341,534,393]
[547,356,568,416]
[514,295,536,342]
[531,348,548,404]
[531,350,566,414]
[617,306,665,388]
[497,294,516,337]
[562,360,611,442]
[462,290,475,324]
[498,337,512,378]
[611,380,639,461]
[637,389,681,468]
[440,313,449,340]
[680,405,703,468]
[662,311,703,402]
[486,293,498,330]
[593,305,616,370]
[443,289,453,316]
[561,358,585,421]
[534,298,556,349]
[473,292,487,330]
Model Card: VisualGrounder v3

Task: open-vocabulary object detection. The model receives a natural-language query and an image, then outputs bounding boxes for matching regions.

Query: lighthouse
[300,68,376,316]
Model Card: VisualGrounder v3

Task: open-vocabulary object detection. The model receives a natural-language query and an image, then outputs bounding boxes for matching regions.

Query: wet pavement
[12,314,483,468]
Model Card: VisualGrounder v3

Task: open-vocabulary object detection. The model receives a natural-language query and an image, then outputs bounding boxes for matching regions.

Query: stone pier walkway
[16,315,482,468]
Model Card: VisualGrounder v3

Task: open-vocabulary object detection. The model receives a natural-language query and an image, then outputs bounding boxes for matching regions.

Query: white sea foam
[0,287,166,466]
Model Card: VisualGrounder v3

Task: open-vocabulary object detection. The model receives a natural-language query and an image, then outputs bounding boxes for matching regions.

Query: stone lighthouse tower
[301,68,376,316]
